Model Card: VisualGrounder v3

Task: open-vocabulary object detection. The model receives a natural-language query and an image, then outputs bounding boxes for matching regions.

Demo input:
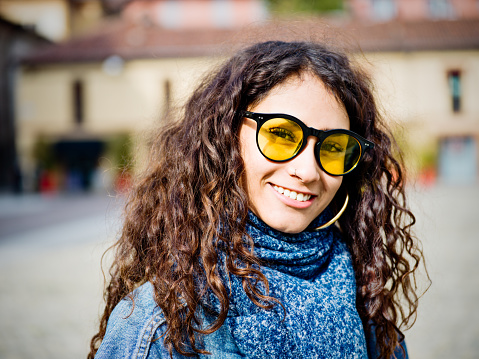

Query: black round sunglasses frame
[241,110,375,176]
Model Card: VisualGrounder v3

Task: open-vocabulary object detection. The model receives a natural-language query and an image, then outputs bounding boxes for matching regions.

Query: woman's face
[239,73,349,233]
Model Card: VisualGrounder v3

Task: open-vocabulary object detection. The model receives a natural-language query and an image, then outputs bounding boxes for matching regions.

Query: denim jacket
[95,282,408,359]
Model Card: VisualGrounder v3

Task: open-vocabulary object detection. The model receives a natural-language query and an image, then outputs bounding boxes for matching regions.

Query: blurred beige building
[7,0,269,192]
[6,0,479,191]
[354,21,479,185]
[349,0,479,21]
[0,0,111,41]
[347,0,479,184]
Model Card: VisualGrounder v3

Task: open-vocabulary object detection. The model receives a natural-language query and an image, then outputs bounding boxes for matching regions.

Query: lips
[272,185,312,202]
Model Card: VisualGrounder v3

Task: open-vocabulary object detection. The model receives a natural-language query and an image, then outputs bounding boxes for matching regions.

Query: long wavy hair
[89,41,427,359]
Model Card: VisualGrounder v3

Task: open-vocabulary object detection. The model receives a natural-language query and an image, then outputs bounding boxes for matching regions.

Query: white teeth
[273,185,311,202]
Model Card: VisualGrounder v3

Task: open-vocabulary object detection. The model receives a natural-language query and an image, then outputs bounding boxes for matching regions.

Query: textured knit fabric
[203,210,369,358]
[96,209,409,359]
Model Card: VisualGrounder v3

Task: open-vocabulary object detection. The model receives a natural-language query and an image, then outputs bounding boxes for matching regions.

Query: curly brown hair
[89,41,427,359]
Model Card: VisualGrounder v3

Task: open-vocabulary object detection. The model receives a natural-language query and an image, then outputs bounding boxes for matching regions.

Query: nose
[289,136,321,183]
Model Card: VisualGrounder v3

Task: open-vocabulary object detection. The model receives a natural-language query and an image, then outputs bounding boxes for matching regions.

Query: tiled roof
[22,18,479,64]
[22,20,239,63]
[347,19,479,52]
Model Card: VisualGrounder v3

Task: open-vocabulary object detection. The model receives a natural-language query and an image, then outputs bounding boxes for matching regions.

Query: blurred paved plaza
[0,185,478,359]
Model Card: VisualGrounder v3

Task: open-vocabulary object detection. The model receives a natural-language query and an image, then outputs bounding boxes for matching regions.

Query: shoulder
[95,282,175,359]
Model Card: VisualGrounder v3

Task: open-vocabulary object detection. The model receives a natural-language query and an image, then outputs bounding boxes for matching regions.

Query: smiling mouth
[273,185,312,202]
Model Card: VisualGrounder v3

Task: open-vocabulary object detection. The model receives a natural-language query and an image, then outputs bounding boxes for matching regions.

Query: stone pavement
[0,193,122,359]
[406,185,479,359]
[0,185,478,359]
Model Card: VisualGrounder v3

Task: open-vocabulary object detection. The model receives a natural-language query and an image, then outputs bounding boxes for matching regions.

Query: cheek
[321,173,344,196]
[239,128,260,192]
[242,149,265,194]
[238,123,255,162]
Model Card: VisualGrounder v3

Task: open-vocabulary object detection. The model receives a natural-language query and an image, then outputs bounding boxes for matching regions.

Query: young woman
[89,41,426,359]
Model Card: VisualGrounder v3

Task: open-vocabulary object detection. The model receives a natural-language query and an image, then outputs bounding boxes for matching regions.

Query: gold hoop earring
[315,194,349,231]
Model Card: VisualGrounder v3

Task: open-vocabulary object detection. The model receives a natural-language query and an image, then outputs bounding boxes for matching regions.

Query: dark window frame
[73,79,84,124]
[448,70,461,113]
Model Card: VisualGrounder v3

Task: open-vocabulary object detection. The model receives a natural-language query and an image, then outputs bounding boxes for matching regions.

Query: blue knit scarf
[220,210,368,358]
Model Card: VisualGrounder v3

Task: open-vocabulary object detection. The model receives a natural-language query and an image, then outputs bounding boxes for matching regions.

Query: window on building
[371,0,397,21]
[448,70,461,113]
[212,0,233,28]
[73,80,84,124]
[164,79,171,112]
[429,0,455,19]
[439,136,477,184]
[159,0,181,29]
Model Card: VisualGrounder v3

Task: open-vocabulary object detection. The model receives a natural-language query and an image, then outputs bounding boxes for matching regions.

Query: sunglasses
[241,111,375,176]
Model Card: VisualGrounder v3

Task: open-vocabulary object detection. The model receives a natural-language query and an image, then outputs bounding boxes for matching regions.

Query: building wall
[359,49,479,182]
[69,0,104,37]
[0,0,107,41]
[363,50,478,122]
[15,56,220,189]
[15,49,479,189]
[0,0,70,41]
[348,0,479,21]
[123,0,268,29]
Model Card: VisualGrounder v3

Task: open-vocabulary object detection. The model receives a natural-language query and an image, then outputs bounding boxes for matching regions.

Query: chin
[263,216,310,234]
[279,227,306,234]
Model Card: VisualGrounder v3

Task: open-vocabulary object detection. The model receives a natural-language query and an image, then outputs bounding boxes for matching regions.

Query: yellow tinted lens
[320,134,361,175]
[258,118,303,161]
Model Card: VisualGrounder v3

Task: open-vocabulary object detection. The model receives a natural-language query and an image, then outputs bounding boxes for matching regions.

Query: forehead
[249,73,350,131]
